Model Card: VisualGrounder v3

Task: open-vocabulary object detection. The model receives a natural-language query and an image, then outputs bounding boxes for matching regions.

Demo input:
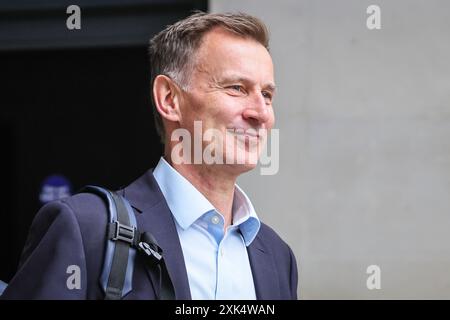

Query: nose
[242,92,271,124]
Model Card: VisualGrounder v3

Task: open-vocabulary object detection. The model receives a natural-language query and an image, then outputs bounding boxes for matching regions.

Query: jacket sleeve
[288,245,299,300]
[1,200,88,299]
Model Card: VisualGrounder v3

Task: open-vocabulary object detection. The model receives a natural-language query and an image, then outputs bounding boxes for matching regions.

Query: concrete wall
[211,0,450,299]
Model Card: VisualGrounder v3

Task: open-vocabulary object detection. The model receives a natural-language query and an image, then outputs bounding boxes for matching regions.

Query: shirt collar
[153,157,260,246]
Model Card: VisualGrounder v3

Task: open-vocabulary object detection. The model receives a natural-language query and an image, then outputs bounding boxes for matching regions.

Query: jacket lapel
[123,169,192,299]
[247,235,280,299]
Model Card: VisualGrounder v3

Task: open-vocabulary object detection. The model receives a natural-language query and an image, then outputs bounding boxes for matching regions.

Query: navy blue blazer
[2,169,298,300]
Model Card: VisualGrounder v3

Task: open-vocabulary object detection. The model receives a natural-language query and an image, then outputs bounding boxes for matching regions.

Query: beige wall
[211,0,450,299]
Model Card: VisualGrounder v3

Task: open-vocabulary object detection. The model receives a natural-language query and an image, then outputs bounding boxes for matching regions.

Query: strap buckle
[111,221,135,245]
[138,241,162,262]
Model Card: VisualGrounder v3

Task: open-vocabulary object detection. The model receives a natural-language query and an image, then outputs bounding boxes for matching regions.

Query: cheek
[206,96,238,122]
[191,92,221,115]
[180,94,214,127]
[267,109,275,128]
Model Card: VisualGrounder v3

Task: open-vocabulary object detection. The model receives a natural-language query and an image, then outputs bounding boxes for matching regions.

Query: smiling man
[2,12,298,300]
[154,23,275,230]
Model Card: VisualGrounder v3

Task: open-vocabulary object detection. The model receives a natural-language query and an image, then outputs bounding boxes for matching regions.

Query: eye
[228,85,244,93]
[262,91,273,101]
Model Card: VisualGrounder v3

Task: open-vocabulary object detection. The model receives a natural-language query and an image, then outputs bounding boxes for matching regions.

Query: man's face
[177,28,275,174]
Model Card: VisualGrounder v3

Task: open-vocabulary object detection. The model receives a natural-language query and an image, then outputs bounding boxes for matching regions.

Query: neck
[164,150,236,230]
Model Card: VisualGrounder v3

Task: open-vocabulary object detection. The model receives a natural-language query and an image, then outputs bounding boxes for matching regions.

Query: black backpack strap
[78,185,175,300]
[79,185,138,300]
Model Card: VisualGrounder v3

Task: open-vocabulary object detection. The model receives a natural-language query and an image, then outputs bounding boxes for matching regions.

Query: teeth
[233,132,258,138]
[226,128,261,138]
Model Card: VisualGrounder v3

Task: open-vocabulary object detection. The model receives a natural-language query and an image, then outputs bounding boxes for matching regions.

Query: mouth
[227,128,261,139]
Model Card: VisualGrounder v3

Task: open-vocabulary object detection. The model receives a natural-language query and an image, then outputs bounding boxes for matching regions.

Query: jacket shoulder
[2,193,110,299]
[257,222,292,252]
[256,222,299,299]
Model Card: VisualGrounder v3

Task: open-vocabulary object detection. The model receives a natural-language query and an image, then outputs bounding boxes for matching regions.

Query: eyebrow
[216,75,277,92]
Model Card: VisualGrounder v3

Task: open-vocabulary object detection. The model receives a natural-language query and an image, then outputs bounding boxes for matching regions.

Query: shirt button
[211,215,220,224]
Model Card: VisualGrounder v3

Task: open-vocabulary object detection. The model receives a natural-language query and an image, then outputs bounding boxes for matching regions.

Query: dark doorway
[0,0,207,282]
[0,47,164,282]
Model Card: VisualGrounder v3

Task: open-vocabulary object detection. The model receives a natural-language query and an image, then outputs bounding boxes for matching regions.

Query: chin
[240,162,259,173]
[222,152,260,173]
[220,163,257,177]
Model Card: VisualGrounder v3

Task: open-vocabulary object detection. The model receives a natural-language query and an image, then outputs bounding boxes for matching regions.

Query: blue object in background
[39,174,72,204]
[0,280,7,296]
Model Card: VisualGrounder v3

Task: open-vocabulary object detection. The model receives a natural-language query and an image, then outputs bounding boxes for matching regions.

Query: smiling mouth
[227,128,261,138]
[234,132,260,138]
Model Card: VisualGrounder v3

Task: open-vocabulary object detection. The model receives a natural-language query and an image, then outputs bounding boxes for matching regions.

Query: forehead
[193,28,274,82]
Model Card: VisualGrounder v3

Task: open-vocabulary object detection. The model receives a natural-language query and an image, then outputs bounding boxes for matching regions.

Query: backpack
[0,185,175,300]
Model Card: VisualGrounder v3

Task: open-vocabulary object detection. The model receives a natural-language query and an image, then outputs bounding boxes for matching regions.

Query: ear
[152,75,182,123]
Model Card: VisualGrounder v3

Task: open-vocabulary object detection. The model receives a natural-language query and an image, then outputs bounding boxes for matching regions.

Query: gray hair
[148,11,270,143]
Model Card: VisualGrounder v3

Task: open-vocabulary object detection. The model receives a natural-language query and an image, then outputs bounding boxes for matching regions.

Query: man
[2,12,298,300]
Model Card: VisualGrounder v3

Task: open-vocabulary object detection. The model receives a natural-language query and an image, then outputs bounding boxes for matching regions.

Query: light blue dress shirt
[153,157,261,300]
